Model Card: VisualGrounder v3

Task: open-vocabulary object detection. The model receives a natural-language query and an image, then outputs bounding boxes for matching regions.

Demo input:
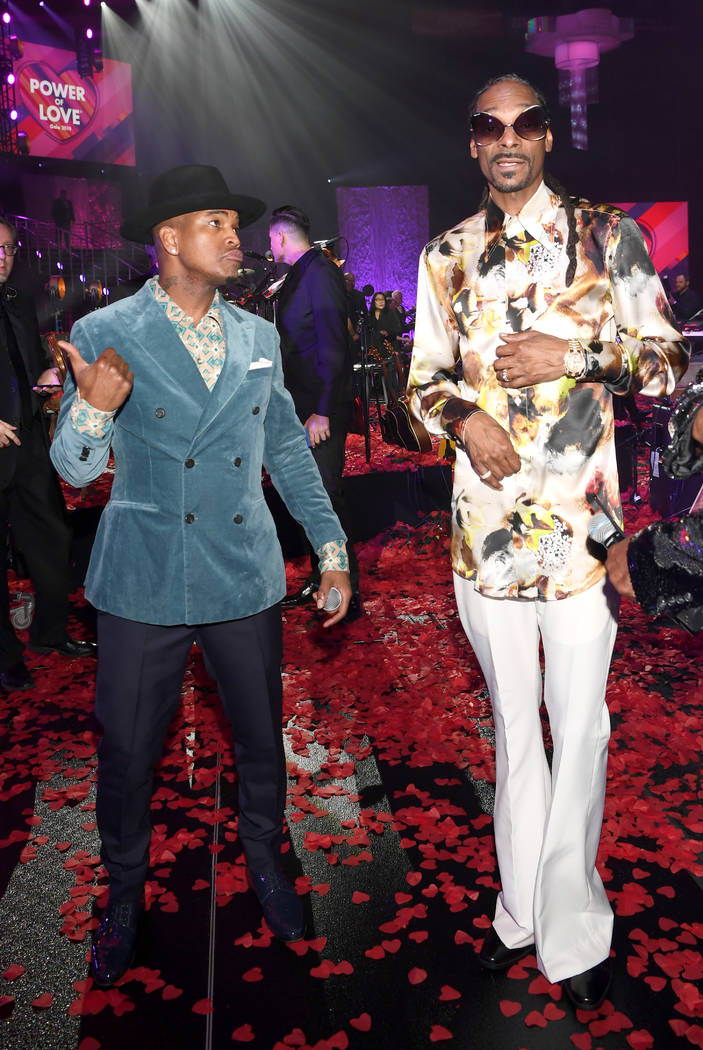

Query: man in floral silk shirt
[408,74,688,1010]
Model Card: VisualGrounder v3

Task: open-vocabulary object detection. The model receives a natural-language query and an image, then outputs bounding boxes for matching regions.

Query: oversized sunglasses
[470,105,549,146]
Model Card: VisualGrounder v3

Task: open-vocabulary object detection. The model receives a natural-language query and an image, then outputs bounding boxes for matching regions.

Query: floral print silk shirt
[408,182,689,600]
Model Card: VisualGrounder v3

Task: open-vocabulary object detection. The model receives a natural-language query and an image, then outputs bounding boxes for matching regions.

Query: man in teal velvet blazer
[50,165,352,988]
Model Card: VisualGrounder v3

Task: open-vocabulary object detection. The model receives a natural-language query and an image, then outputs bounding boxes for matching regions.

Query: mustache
[492,152,528,163]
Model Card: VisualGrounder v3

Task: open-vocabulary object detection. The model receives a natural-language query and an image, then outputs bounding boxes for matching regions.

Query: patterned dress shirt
[70,277,347,573]
[408,182,689,600]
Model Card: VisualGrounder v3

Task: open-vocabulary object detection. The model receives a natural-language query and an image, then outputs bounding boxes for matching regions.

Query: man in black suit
[0,216,95,690]
[269,207,360,615]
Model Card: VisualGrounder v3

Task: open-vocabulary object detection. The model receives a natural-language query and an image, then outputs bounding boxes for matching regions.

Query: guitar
[379,397,432,454]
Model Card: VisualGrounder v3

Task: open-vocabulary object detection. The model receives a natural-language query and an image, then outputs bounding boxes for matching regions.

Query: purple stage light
[9,109,17,121]
[7,73,15,85]
[2,12,11,24]
[86,28,93,40]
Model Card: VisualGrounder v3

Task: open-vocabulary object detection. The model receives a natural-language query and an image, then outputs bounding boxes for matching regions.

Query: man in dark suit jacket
[269,206,360,615]
[0,216,95,691]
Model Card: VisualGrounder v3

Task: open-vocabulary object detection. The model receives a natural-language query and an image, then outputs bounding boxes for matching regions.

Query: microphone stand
[357,314,372,463]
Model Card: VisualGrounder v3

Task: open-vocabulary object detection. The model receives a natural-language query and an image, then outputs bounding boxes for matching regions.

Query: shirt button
[155,407,166,418]
[185,513,195,524]
[252,406,260,415]
[234,457,241,467]
[185,458,195,468]
[233,514,243,524]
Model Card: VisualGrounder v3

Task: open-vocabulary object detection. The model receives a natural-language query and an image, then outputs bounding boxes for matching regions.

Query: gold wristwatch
[563,339,587,380]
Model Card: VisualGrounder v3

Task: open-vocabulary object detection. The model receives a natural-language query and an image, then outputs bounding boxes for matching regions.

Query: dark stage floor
[1,435,702,1050]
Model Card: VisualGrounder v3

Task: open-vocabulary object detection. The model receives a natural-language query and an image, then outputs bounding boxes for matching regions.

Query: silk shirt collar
[149,275,223,331]
[483,181,560,261]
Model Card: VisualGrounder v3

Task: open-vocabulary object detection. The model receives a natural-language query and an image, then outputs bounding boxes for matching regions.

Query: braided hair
[470,73,578,287]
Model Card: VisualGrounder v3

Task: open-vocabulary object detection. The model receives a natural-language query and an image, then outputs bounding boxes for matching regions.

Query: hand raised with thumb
[59,341,134,413]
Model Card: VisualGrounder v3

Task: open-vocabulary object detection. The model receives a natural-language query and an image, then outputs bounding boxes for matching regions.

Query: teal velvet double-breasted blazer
[50,282,345,625]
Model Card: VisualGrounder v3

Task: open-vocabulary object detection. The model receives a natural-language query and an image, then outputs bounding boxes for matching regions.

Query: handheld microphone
[322,586,342,612]
[587,512,625,551]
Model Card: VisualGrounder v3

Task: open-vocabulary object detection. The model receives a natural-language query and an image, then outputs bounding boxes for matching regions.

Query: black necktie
[0,292,33,428]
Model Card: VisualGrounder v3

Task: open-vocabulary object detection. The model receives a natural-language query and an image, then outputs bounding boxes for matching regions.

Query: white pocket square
[248,358,273,370]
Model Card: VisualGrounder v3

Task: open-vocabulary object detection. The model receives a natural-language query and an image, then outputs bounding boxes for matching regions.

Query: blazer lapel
[119,284,211,411]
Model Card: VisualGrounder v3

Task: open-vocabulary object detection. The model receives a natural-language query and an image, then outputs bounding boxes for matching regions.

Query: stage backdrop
[336,186,429,310]
[14,41,135,167]
[614,201,689,279]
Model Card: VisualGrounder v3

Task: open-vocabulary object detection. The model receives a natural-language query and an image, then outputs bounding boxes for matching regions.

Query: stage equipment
[46,274,66,332]
[84,279,103,307]
[46,275,66,299]
[0,11,19,154]
[75,27,100,80]
[647,400,703,518]
[221,250,278,322]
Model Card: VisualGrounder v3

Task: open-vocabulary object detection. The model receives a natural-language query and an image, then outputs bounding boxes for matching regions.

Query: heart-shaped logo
[17,59,98,145]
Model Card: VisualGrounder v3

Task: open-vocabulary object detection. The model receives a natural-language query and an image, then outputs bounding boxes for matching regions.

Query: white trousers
[454,575,619,983]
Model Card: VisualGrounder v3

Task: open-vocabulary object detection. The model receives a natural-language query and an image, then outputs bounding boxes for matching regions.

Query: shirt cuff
[70,396,116,439]
[317,538,349,573]
[440,396,484,446]
[582,339,628,385]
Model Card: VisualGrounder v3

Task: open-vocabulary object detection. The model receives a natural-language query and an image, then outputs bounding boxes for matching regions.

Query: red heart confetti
[232,1023,255,1042]
[408,967,427,985]
[31,993,53,1009]
[429,1025,453,1042]
[192,998,213,1015]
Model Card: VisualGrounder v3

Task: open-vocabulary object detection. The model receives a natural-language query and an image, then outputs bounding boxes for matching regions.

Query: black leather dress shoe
[247,870,305,941]
[565,958,612,1011]
[281,579,318,610]
[28,637,97,658]
[478,927,535,971]
[90,899,143,988]
[0,660,34,691]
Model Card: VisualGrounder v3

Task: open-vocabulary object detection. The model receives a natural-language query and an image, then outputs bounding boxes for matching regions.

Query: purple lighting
[7,73,15,85]
[9,109,18,121]
[86,28,94,40]
[336,185,429,311]
[2,13,11,25]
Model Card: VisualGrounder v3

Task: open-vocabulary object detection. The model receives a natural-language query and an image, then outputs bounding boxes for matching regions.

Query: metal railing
[9,213,151,290]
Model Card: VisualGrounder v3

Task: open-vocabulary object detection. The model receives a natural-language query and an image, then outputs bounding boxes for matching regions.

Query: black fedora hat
[120,164,266,244]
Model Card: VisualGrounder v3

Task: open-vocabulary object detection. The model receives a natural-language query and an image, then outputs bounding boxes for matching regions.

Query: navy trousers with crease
[95,604,286,901]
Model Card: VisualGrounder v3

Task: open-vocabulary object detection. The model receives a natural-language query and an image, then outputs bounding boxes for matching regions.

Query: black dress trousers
[0,415,72,668]
[95,604,286,901]
[308,406,359,590]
